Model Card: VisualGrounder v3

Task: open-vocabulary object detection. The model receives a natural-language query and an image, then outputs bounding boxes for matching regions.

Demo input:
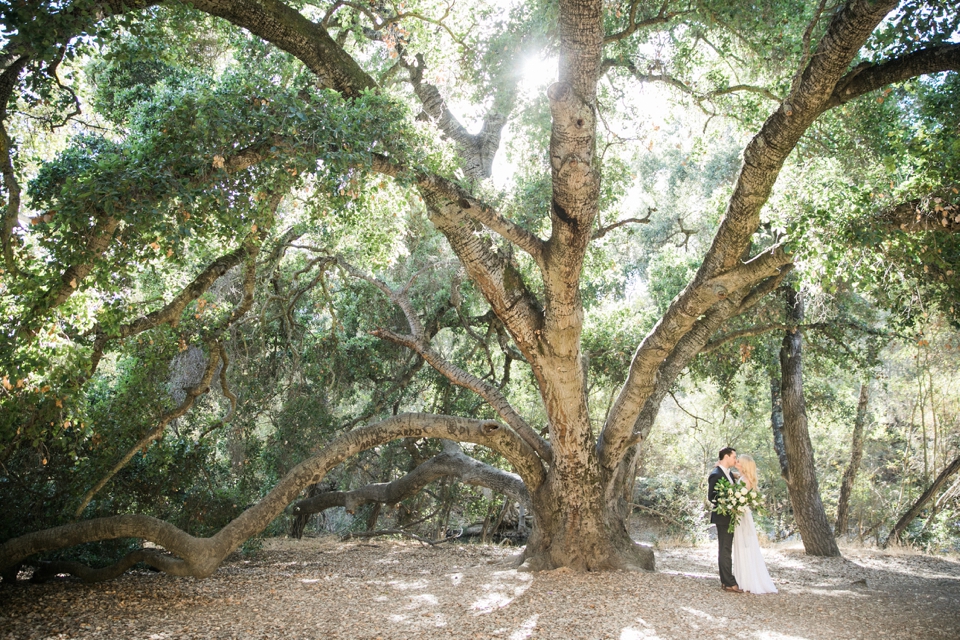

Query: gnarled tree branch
[2,414,544,582]
[290,442,530,525]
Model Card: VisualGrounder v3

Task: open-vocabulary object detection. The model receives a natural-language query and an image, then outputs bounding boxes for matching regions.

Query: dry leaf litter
[2,537,959,639]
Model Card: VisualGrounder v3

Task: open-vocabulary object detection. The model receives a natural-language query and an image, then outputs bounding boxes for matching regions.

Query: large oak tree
[2,0,959,580]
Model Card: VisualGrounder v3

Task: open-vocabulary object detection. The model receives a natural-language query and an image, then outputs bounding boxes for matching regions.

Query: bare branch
[668,390,712,424]
[592,210,652,240]
[372,326,552,463]
[401,51,514,181]
[416,173,546,261]
[601,59,782,104]
[290,445,530,522]
[88,233,261,374]
[189,0,376,97]
[604,1,687,44]
[333,256,551,462]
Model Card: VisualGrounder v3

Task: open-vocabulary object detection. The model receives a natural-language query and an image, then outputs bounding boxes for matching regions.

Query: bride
[732,454,778,594]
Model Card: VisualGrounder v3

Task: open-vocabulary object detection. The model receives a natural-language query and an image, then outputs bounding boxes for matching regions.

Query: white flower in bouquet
[713,477,766,534]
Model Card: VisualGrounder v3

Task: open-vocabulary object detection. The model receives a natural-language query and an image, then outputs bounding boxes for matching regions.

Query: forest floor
[2,535,959,640]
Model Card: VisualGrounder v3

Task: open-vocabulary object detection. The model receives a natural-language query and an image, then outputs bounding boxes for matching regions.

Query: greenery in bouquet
[714,478,765,534]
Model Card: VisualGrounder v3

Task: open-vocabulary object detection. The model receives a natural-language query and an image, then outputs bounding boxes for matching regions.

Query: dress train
[732,507,777,594]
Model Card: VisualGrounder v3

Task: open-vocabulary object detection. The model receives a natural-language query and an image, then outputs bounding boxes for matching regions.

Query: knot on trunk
[479,420,501,434]
[546,82,571,103]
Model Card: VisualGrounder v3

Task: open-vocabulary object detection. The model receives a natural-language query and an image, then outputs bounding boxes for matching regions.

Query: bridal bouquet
[714,478,765,533]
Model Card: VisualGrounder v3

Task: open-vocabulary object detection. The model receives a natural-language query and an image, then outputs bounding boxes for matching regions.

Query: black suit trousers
[716,515,737,587]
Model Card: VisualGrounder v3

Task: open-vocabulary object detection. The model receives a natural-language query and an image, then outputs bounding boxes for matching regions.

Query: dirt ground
[2,536,959,639]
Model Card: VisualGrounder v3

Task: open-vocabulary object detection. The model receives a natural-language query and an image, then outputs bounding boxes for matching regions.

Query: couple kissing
[707,447,777,594]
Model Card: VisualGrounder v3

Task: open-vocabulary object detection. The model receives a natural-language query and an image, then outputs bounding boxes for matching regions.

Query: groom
[708,447,742,593]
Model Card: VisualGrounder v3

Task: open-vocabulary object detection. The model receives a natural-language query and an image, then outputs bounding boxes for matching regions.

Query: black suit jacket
[707,466,732,527]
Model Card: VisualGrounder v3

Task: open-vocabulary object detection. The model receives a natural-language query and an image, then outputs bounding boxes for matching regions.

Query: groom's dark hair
[718,447,736,461]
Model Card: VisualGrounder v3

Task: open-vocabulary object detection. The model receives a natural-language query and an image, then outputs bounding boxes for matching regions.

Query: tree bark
[779,287,840,557]
[836,383,870,536]
[884,453,960,548]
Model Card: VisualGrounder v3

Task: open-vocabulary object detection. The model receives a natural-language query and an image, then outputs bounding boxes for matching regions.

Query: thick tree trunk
[520,464,654,572]
[770,375,789,480]
[780,287,841,557]
[836,383,869,536]
[884,453,960,548]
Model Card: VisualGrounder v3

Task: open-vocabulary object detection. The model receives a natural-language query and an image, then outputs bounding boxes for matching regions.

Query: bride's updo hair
[738,454,758,489]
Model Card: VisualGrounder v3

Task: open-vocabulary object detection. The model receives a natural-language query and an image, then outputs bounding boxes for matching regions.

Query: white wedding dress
[732,507,778,594]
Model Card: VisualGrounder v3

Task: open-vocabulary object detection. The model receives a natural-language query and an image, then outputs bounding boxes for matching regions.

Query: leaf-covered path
[2,538,959,639]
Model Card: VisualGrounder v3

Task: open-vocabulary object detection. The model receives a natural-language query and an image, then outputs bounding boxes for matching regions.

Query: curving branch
[592,209,652,240]
[88,232,262,374]
[2,414,544,582]
[415,173,546,261]
[335,256,551,462]
[630,267,794,447]
[603,1,687,44]
[601,58,782,104]
[26,548,170,584]
[290,442,530,524]
[373,327,552,463]
[822,43,960,112]
[419,189,546,360]
[75,217,269,514]
[701,319,887,355]
[21,213,121,336]
[187,0,376,98]
[73,342,223,517]
[368,155,546,265]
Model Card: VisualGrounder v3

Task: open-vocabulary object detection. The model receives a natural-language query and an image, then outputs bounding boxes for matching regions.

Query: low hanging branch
[289,442,530,535]
[88,233,262,374]
[1,414,543,583]
[78,231,268,508]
